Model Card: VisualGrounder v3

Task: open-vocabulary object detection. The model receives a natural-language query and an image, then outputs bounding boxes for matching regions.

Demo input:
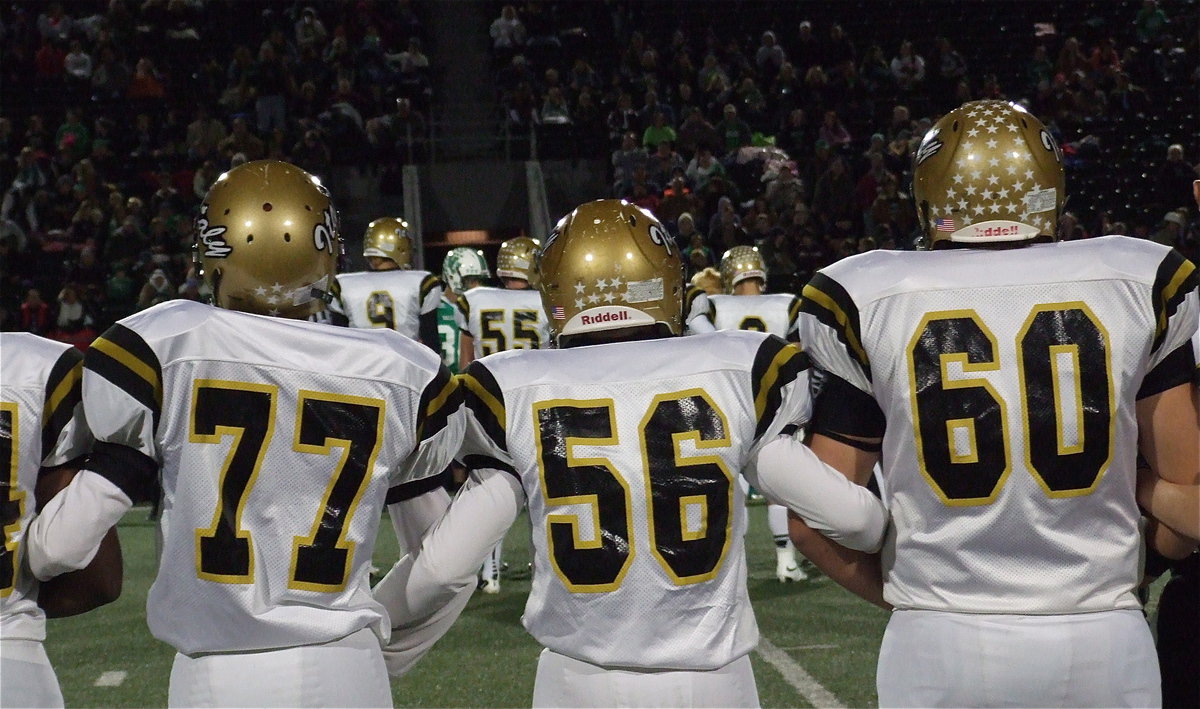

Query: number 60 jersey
[82,300,463,654]
[458,330,809,670]
[798,236,1199,614]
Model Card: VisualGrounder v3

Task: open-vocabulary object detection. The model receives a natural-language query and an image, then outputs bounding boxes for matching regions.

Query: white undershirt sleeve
[26,470,133,580]
[744,436,889,552]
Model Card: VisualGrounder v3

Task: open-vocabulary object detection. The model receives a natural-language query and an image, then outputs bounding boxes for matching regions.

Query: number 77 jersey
[798,236,1199,614]
[80,300,463,654]
[458,330,810,670]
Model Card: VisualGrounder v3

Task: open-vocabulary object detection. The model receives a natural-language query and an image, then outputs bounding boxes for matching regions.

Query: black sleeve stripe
[708,300,718,326]
[41,347,83,457]
[1137,342,1196,400]
[385,469,451,504]
[457,294,471,321]
[461,362,507,453]
[89,441,159,504]
[415,365,462,442]
[810,371,887,439]
[751,335,810,438]
[462,454,519,481]
[685,287,703,316]
[86,324,163,426]
[1151,250,1199,353]
[800,273,871,379]
[787,294,802,326]
[419,274,442,304]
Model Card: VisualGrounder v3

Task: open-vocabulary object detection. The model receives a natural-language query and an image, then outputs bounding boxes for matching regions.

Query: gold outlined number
[366,291,396,329]
[908,304,1113,506]
[1,403,24,597]
[190,381,384,591]
[535,391,733,593]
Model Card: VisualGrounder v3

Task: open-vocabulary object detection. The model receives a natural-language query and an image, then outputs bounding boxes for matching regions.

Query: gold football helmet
[913,100,1064,247]
[538,199,683,344]
[362,217,412,269]
[496,236,540,284]
[195,160,340,318]
[719,245,766,293]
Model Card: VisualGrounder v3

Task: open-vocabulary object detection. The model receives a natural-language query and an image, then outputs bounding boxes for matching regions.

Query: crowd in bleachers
[2,0,1199,344]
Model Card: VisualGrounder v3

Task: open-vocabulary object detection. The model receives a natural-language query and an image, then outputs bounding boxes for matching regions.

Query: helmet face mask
[362,217,413,269]
[913,100,1065,248]
[196,160,340,318]
[442,246,491,294]
[719,245,766,293]
[538,199,684,345]
[496,236,541,286]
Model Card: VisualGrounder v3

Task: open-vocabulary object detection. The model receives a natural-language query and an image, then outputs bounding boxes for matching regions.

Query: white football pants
[877,609,1160,708]
[0,639,63,708]
[532,647,759,707]
[168,627,391,708]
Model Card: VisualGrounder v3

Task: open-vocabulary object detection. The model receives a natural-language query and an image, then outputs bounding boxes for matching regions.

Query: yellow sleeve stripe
[43,360,82,426]
[1157,259,1197,336]
[460,372,506,431]
[801,283,869,367]
[91,336,163,406]
[754,343,802,424]
[425,376,459,419]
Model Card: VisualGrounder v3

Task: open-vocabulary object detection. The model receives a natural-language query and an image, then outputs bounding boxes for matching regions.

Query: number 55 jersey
[458,330,809,670]
[81,300,463,654]
[798,236,1199,614]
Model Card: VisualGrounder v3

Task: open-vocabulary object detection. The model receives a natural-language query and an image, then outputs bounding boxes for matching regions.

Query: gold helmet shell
[195,160,340,318]
[496,236,540,284]
[362,217,412,268]
[538,199,683,343]
[913,100,1064,247]
[719,245,766,293]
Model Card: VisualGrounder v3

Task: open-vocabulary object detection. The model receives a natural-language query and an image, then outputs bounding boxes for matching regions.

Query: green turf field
[44,506,1166,708]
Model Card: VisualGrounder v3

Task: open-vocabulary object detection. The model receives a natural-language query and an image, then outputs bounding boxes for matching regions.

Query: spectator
[137,268,174,310]
[791,20,821,74]
[37,3,74,42]
[249,42,292,135]
[715,104,752,156]
[818,109,852,151]
[192,160,221,201]
[647,141,685,186]
[218,117,266,162]
[859,44,895,97]
[1133,0,1170,45]
[755,31,787,82]
[1026,45,1055,90]
[611,132,647,195]
[1151,210,1186,247]
[764,163,805,217]
[54,284,89,332]
[677,108,720,157]
[812,156,855,231]
[890,40,925,94]
[294,7,329,51]
[126,57,166,103]
[658,175,702,229]
[686,146,725,192]
[825,24,856,67]
[389,37,430,75]
[64,40,94,86]
[186,106,227,162]
[489,4,526,64]
[642,111,677,151]
[1055,37,1088,80]
[290,131,332,180]
[931,37,967,111]
[19,288,51,335]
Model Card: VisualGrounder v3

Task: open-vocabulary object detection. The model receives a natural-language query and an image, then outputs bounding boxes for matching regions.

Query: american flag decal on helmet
[551,305,566,319]
[935,217,957,232]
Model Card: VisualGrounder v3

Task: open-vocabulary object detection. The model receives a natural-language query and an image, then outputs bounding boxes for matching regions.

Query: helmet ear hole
[951,120,959,132]
[283,233,291,242]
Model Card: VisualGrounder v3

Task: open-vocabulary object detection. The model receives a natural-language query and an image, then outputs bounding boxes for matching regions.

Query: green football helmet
[441,246,491,293]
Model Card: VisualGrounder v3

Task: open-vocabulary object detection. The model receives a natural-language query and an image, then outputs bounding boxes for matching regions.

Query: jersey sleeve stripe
[463,453,519,480]
[752,337,810,437]
[787,294,802,325]
[419,274,442,303]
[1151,251,1198,353]
[685,287,703,313]
[41,347,83,458]
[801,274,871,377]
[89,441,159,504]
[460,363,507,452]
[86,325,163,422]
[415,367,462,442]
[457,295,471,321]
[385,469,450,504]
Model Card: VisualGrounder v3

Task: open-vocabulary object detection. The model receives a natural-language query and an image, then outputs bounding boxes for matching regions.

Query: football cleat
[195,160,340,319]
[496,236,540,285]
[776,547,809,583]
[538,199,684,345]
[442,246,491,294]
[362,217,413,269]
[913,100,1064,248]
[719,245,767,293]
[481,577,500,594]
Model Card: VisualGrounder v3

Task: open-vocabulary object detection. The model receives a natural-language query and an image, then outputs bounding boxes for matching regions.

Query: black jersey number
[1,404,24,597]
[479,310,506,355]
[191,381,383,591]
[366,291,396,329]
[739,316,768,332]
[908,303,1112,506]
[534,391,732,593]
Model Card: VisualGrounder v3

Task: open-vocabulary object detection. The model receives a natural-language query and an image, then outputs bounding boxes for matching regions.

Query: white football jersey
[459,331,811,669]
[0,334,91,642]
[81,300,463,654]
[683,287,715,335]
[456,286,550,357]
[329,269,442,340]
[708,293,800,339]
[798,237,1200,614]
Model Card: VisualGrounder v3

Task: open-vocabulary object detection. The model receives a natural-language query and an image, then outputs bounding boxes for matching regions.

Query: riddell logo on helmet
[968,224,1021,238]
[581,310,631,326]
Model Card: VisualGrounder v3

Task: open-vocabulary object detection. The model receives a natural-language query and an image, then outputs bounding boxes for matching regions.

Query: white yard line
[93,671,127,687]
[756,636,846,709]
[775,643,840,651]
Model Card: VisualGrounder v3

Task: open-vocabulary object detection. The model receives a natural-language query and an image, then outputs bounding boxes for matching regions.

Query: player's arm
[455,296,476,369]
[684,287,714,334]
[417,274,444,350]
[1136,371,1199,553]
[34,461,122,617]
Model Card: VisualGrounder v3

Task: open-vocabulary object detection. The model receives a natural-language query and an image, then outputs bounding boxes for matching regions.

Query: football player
[1,334,120,708]
[374,199,889,707]
[439,246,492,371]
[455,236,550,592]
[24,161,468,707]
[327,217,443,350]
[791,101,1199,707]
[708,246,807,583]
[682,267,720,335]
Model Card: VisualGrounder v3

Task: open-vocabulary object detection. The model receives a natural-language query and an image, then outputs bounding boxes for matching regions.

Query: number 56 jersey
[459,330,810,670]
[82,300,463,654]
[798,236,1199,614]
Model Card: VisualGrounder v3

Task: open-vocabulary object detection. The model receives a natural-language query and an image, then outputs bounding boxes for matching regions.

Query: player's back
[708,293,799,338]
[0,334,90,640]
[800,236,1198,613]
[333,269,440,337]
[460,330,808,669]
[458,286,549,356]
[85,300,454,654]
